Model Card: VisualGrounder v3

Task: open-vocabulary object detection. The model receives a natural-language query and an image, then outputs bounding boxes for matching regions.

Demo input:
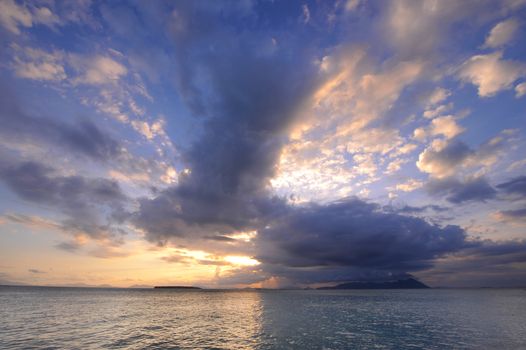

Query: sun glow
[226,230,257,242]
[224,255,260,266]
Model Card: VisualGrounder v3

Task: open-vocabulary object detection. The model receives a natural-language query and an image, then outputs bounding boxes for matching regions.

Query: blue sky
[0,0,525,288]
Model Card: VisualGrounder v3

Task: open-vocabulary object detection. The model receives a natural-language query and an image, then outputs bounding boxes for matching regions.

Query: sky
[0,0,526,288]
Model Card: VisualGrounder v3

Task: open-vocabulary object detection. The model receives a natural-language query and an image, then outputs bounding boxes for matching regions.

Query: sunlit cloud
[224,256,260,267]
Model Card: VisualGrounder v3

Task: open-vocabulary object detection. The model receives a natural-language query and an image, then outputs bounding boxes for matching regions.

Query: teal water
[1,286,525,349]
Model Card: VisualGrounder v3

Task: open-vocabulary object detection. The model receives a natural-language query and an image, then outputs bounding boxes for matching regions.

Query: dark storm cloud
[255,198,468,281]
[466,240,526,262]
[386,204,448,214]
[0,84,121,162]
[204,235,237,242]
[495,208,526,223]
[134,2,319,242]
[426,176,496,203]
[0,159,128,242]
[418,239,526,288]
[497,175,526,198]
[0,161,125,207]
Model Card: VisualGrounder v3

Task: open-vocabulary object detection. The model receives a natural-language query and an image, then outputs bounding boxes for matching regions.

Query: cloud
[6,43,174,155]
[1,66,175,192]
[494,208,526,224]
[3,213,61,231]
[458,51,525,97]
[385,0,451,56]
[417,131,513,178]
[384,0,505,57]
[255,198,468,284]
[430,116,465,139]
[423,103,453,119]
[161,252,233,267]
[312,49,423,139]
[417,139,473,178]
[394,179,424,192]
[30,6,60,28]
[131,3,523,286]
[0,161,125,209]
[345,0,361,12]
[483,18,520,48]
[0,84,121,162]
[2,0,526,288]
[516,82,526,97]
[497,175,526,198]
[272,49,426,201]
[302,4,310,24]
[426,88,451,107]
[419,239,526,288]
[0,159,129,243]
[0,0,99,36]
[270,140,359,203]
[385,158,408,175]
[128,4,473,286]
[73,55,128,85]
[11,44,66,81]
[134,2,320,243]
[426,176,496,203]
[130,119,166,140]
[0,0,33,34]
[28,269,46,274]
[414,115,465,141]
[390,204,448,214]
[384,0,526,58]
[0,0,63,35]
[7,43,166,144]
[55,241,82,252]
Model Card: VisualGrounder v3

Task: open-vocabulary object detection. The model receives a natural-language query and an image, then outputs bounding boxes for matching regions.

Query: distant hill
[129,284,153,289]
[153,286,202,289]
[318,278,429,290]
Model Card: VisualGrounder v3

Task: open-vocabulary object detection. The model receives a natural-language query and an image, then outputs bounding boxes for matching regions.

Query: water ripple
[1,287,525,349]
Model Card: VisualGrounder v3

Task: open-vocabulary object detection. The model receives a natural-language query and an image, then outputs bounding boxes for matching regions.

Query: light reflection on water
[1,287,526,349]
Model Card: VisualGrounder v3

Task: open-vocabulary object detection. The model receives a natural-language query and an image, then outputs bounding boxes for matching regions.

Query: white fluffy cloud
[516,82,526,98]
[11,45,127,86]
[74,56,128,85]
[458,51,525,97]
[423,103,453,119]
[272,49,426,201]
[12,45,66,81]
[414,115,464,141]
[417,131,515,178]
[0,0,32,34]
[426,88,451,107]
[0,0,60,35]
[131,119,167,140]
[484,18,520,48]
[395,178,424,192]
[345,0,361,12]
[430,116,465,140]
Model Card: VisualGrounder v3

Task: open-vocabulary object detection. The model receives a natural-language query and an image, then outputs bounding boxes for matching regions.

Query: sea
[1,286,525,349]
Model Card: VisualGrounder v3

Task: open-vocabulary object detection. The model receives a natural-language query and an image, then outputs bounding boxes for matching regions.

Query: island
[317,278,429,290]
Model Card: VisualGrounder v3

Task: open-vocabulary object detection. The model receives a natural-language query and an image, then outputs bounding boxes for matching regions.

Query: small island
[153,286,202,289]
[318,278,429,290]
